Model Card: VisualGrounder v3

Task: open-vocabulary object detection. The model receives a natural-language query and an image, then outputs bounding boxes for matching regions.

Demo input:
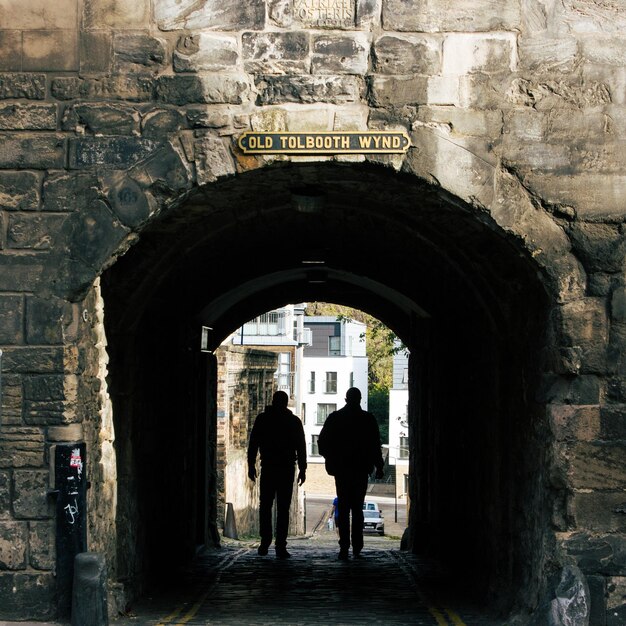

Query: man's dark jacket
[247,406,307,470]
[317,404,384,476]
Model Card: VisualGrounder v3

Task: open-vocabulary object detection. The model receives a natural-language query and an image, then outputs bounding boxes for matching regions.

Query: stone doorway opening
[100,161,555,616]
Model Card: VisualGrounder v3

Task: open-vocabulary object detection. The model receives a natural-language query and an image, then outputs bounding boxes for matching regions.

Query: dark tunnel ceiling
[102,162,548,344]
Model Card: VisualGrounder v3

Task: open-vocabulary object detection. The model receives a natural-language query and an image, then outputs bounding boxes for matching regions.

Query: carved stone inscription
[293,0,355,28]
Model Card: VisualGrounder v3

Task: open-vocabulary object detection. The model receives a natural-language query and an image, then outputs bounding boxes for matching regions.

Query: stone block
[256,75,364,105]
[0,295,24,344]
[0,0,77,29]
[612,288,626,324]
[0,572,56,620]
[142,109,186,137]
[417,106,502,137]
[586,575,607,626]
[286,107,334,132]
[62,200,129,269]
[333,106,368,130]
[23,374,64,404]
[52,75,155,102]
[0,521,28,569]
[270,0,355,29]
[47,424,83,442]
[357,0,381,28]
[69,137,160,169]
[369,75,428,106]
[25,296,72,346]
[572,492,626,533]
[187,107,231,129]
[63,103,140,136]
[242,32,309,74]
[373,34,441,75]
[426,75,460,105]
[7,214,66,251]
[569,443,626,490]
[0,135,66,169]
[607,577,626,626]
[155,0,265,31]
[405,127,496,206]
[0,472,9,519]
[311,32,369,75]
[569,224,626,275]
[0,31,22,71]
[525,174,626,222]
[581,36,626,67]
[504,109,545,141]
[0,104,57,131]
[519,37,579,73]
[1,375,22,425]
[250,108,287,132]
[539,375,601,405]
[12,470,52,519]
[0,73,46,100]
[443,33,516,75]
[84,0,149,28]
[43,172,100,213]
[175,33,239,73]
[501,137,571,172]
[562,532,626,577]
[0,257,44,292]
[0,347,65,374]
[382,0,520,32]
[80,31,112,74]
[600,405,626,441]
[29,521,54,570]
[559,299,608,373]
[23,30,78,72]
[549,404,600,442]
[114,33,167,71]
[194,135,235,185]
[156,74,252,106]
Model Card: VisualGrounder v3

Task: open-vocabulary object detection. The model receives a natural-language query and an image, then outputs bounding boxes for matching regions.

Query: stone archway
[74,152,585,617]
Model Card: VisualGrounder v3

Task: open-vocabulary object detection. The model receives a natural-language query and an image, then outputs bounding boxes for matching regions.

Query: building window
[349,371,354,388]
[317,403,336,425]
[277,352,291,394]
[325,371,337,394]
[308,372,315,393]
[311,435,320,456]
[402,368,409,384]
[301,403,306,425]
[399,436,409,459]
[329,336,341,356]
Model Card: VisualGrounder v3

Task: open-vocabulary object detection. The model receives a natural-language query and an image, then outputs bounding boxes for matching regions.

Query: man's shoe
[338,550,349,560]
[275,548,291,559]
[353,550,363,559]
[257,544,269,556]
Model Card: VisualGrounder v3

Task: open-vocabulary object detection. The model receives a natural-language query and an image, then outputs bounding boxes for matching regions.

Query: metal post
[395,486,398,523]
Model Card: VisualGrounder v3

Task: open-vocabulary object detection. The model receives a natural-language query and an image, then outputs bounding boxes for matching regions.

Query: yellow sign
[238,131,411,155]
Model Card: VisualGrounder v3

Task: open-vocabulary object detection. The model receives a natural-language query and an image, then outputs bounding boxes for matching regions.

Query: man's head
[272,390,289,409]
[345,387,362,406]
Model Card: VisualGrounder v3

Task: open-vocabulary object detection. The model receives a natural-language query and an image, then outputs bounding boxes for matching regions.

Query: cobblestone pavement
[111,529,506,626]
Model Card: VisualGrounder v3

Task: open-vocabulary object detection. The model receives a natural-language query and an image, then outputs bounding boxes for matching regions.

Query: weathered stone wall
[0,0,624,621]
[216,345,305,538]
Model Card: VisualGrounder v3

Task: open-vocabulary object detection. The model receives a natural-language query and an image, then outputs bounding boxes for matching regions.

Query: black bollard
[71,552,108,626]
[224,502,239,539]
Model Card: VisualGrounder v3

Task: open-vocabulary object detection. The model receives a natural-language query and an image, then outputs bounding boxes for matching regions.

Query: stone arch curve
[64,141,595,618]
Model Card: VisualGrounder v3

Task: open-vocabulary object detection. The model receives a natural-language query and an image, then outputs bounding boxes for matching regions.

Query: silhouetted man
[247,390,306,558]
[318,387,384,560]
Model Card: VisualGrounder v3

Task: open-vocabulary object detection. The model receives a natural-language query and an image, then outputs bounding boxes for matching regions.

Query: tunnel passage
[101,161,553,613]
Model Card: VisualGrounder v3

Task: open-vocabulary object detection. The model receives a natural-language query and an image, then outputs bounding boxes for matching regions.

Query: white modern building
[388,348,410,498]
[299,316,368,470]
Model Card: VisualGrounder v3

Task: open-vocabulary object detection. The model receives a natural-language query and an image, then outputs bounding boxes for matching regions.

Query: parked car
[363,509,384,535]
[363,500,380,512]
